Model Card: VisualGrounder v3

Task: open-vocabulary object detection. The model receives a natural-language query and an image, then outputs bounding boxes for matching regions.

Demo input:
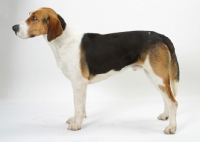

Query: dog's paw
[66,117,76,124]
[157,113,169,120]
[164,126,176,134]
[68,123,81,131]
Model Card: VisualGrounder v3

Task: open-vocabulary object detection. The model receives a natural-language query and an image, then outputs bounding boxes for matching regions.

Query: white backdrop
[1,0,200,142]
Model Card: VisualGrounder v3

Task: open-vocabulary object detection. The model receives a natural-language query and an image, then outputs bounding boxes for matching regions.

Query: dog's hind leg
[144,69,169,120]
[142,44,178,134]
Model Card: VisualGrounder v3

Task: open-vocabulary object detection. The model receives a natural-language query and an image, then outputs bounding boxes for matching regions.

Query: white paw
[66,117,76,124]
[66,115,87,124]
[164,126,176,134]
[158,113,169,120]
[68,123,81,131]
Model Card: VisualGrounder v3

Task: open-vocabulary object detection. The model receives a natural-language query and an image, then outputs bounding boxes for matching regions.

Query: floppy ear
[47,16,63,42]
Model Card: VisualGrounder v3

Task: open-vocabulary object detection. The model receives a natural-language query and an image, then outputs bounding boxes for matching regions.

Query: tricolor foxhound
[12,7,179,134]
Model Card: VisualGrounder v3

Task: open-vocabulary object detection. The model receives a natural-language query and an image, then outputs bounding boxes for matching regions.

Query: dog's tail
[161,35,180,97]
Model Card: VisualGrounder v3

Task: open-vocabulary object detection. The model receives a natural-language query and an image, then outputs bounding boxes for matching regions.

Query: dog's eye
[31,16,37,21]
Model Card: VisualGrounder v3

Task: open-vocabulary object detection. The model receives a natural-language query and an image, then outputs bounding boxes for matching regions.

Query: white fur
[90,70,118,83]
[44,26,87,83]
[171,81,179,97]
[89,66,131,83]
[89,64,143,83]
[132,65,143,71]
[16,21,29,39]
[44,26,89,130]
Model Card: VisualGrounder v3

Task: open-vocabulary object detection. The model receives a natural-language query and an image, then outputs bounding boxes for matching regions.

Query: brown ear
[47,16,63,42]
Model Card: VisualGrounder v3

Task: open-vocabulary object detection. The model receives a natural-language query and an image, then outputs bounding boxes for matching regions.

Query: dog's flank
[12,7,179,134]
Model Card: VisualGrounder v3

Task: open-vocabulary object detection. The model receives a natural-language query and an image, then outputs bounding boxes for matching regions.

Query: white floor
[1,71,200,142]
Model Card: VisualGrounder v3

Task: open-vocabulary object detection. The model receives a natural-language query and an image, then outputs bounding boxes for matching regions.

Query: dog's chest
[48,38,83,81]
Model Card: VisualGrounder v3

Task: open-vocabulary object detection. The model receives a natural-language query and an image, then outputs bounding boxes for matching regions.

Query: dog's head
[12,7,66,42]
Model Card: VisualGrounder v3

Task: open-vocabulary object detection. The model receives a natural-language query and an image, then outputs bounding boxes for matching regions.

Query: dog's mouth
[30,35,35,38]
[12,25,31,39]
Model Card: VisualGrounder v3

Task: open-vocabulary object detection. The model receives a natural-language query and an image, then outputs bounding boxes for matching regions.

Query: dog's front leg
[67,83,87,131]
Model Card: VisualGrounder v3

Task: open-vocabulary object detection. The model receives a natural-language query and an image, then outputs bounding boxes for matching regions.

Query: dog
[12,7,179,134]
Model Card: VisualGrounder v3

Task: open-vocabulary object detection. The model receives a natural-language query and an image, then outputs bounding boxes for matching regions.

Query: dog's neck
[44,25,83,48]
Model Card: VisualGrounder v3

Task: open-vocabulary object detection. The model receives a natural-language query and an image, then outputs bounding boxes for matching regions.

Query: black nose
[12,25,19,33]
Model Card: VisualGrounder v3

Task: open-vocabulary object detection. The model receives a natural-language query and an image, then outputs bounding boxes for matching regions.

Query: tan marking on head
[26,8,63,41]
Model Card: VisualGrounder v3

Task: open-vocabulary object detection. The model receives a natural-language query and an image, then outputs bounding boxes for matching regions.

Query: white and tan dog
[12,7,179,134]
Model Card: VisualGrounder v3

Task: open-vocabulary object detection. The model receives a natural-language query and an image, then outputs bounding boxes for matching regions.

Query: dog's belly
[89,65,142,84]
[89,69,119,84]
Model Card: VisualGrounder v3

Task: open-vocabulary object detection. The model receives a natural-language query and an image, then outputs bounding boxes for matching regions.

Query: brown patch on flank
[149,43,170,79]
[80,46,91,80]
[133,43,177,104]
[148,43,177,103]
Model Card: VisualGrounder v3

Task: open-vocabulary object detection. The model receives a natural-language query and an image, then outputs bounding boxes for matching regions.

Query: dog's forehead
[29,8,57,16]
[29,8,41,15]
